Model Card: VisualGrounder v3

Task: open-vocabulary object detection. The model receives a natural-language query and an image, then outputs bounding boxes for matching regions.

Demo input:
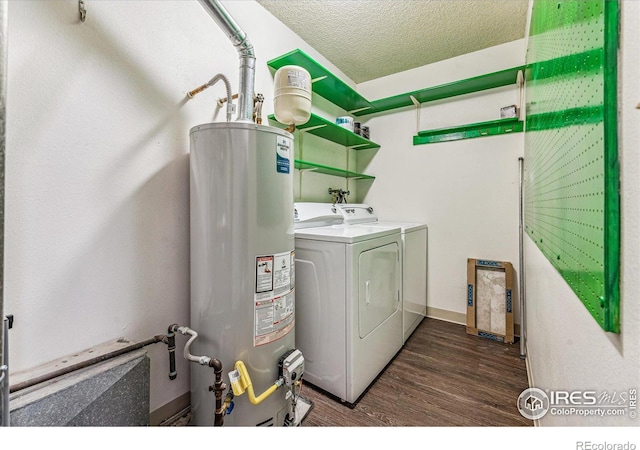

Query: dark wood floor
[300,317,533,427]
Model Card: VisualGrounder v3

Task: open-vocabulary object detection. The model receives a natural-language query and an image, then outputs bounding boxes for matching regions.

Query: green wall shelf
[413,118,524,145]
[267,113,380,150]
[294,160,375,180]
[267,48,524,118]
[357,66,525,117]
[267,49,372,113]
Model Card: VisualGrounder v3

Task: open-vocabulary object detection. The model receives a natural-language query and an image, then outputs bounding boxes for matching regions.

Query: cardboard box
[466,258,515,343]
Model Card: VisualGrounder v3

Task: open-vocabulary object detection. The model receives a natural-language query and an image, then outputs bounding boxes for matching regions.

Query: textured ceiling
[258,0,529,83]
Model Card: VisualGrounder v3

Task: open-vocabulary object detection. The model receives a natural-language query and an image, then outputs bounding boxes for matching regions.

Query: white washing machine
[293,203,403,405]
[294,202,343,229]
[336,204,428,344]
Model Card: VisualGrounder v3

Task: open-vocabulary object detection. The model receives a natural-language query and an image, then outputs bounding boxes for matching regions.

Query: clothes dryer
[336,204,428,343]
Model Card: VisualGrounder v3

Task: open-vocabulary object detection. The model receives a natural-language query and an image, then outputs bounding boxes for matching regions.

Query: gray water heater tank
[189,122,295,426]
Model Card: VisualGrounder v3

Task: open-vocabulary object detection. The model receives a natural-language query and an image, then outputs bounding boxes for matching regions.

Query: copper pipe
[187,74,233,122]
[187,83,209,99]
[217,93,239,106]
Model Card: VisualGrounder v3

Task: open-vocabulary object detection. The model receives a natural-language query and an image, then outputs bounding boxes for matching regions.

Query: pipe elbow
[232,361,279,405]
[248,383,278,405]
[239,43,255,59]
[209,358,223,372]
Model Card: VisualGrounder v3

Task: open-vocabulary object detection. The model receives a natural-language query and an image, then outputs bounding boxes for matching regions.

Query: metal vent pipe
[518,157,526,359]
[198,0,255,123]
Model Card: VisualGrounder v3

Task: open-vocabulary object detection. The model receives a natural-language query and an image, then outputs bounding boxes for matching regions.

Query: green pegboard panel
[524,0,619,332]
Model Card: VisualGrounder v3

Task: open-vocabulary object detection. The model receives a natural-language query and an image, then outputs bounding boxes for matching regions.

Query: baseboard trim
[150,391,190,426]
[523,343,540,427]
[426,307,466,325]
[426,307,522,336]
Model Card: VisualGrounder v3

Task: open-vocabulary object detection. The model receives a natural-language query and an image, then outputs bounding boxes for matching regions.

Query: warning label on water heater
[255,256,273,293]
[254,251,295,346]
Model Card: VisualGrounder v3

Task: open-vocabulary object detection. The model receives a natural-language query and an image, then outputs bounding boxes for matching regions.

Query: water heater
[189,122,295,426]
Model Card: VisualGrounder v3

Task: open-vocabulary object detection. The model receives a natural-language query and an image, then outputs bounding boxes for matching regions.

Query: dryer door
[358,241,400,338]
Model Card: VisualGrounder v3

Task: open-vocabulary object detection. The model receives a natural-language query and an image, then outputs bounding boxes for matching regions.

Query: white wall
[4,0,352,418]
[293,78,362,204]
[524,1,640,426]
[357,40,526,324]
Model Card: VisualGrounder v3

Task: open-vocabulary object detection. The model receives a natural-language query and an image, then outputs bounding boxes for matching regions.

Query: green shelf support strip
[525,48,603,83]
[526,105,603,131]
[267,114,380,150]
[356,66,525,117]
[524,0,619,332]
[267,49,373,113]
[413,118,523,146]
[294,160,375,180]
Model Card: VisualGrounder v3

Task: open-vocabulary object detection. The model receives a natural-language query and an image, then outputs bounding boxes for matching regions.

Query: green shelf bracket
[294,159,375,180]
[413,118,523,145]
[267,114,380,150]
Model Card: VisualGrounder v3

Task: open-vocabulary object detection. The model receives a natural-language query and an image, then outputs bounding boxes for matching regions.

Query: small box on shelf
[500,105,519,118]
